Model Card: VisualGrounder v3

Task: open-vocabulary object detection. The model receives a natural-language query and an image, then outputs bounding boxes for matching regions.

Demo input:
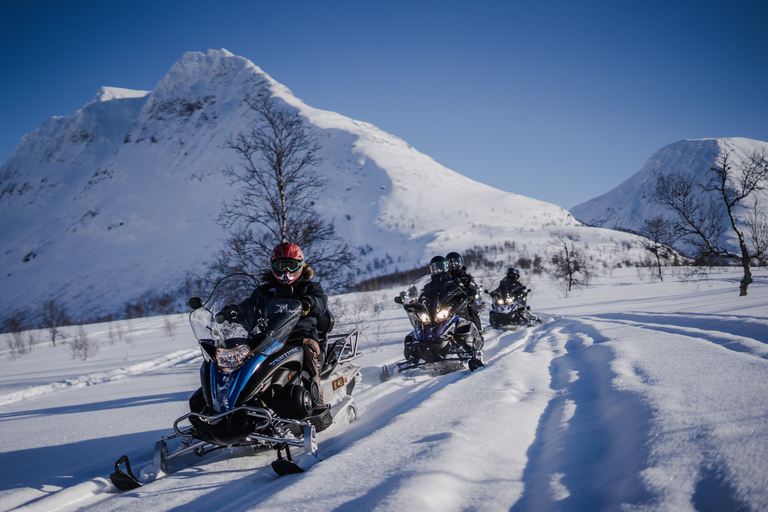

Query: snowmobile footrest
[309,405,333,432]
[271,443,304,476]
[110,455,143,491]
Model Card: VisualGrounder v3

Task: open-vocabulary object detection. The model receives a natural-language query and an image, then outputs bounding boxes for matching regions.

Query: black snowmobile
[380,273,484,382]
[486,286,540,329]
[110,274,361,490]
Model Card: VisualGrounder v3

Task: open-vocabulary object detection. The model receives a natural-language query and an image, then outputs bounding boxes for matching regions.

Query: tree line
[4,105,766,342]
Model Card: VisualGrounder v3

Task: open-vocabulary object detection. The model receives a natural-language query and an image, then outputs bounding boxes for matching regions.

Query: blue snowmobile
[110,274,361,489]
[380,273,484,382]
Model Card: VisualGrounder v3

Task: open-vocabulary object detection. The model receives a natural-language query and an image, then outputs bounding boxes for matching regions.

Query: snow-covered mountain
[1,49,648,323]
[571,137,768,254]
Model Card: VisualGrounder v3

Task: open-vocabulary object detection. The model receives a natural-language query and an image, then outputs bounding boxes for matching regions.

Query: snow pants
[302,337,324,405]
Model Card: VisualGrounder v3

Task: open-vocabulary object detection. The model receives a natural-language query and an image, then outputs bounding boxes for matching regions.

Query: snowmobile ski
[380,353,482,382]
[271,443,305,475]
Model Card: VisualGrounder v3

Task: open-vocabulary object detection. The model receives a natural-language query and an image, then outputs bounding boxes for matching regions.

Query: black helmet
[506,267,520,280]
[446,251,463,271]
[429,255,449,274]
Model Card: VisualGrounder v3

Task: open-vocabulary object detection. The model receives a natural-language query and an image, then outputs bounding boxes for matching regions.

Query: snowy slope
[1,49,653,324]
[571,137,768,253]
[1,269,766,511]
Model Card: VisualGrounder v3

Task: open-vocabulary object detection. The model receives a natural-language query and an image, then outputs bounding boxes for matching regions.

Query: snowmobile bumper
[174,405,317,455]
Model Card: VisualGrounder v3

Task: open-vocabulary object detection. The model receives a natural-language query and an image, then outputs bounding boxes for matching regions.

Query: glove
[216,304,241,324]
[299,297,315,316]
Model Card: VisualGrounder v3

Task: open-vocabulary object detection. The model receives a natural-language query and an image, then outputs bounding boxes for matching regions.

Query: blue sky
[2,0,767,209]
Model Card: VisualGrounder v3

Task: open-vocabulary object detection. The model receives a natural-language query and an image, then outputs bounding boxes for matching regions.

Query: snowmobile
[380,274,484,382]
[486,286,540,329]
[110,274,361,490]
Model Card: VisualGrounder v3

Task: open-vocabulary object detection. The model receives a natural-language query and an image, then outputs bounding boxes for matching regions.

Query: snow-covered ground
[1,268,767,511]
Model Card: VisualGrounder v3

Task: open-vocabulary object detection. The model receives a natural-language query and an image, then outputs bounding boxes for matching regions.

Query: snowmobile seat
[317,307,334,336]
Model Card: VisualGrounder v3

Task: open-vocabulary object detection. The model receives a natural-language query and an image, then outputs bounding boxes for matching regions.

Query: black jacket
[240,265,328,343]
[449,266,479,298]
[494,276,525,296]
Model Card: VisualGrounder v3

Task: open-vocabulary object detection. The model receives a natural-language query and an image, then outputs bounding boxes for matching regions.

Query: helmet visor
[447,257,462,269]
[430,259,450,274]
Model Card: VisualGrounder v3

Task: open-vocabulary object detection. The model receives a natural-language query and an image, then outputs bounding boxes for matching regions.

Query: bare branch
[214,97,357,291]
[653,147,768,295]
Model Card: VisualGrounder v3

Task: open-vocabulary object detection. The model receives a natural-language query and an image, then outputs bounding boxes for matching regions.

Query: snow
[89,87,152,105]
[1,267,767,511]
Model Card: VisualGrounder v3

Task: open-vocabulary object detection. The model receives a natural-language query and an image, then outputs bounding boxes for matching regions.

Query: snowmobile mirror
[189,297,205,310]
[394,295,403,304]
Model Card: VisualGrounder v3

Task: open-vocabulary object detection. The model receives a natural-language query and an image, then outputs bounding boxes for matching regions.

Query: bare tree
[654,148,768,295]
[216,96,356,290]
[549,231,592,296]
[639,216,676,281]
[163,316,178,339]
[0,310,33,359]
[3,312,33,359]
[359,295,391,352]
[746,197,768,266]
[40,299,70,347]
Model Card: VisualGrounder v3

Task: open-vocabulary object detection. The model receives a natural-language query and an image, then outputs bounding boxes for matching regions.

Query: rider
[401,255,452,363]
[224,242,329,410]
[416,255,448,291]
[445,251,483,338]
[495,267,526,296]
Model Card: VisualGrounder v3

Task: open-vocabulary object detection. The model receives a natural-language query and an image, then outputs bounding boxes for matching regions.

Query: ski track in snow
[535,314,768,512]
[0,349,200,407]
[579,312,768,359]
[5,315,766,512]
[508,317,654,511]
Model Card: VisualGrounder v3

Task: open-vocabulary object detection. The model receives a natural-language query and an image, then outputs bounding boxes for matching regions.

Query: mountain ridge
[1,49,647,323]
[570,137,768,255]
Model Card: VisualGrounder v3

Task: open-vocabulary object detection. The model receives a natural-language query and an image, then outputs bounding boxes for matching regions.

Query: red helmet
[270,242,305,284]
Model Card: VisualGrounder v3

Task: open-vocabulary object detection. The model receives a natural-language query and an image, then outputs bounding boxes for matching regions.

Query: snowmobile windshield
[402,274,465,317]
[497,284,524,299]
[189,274,303,350]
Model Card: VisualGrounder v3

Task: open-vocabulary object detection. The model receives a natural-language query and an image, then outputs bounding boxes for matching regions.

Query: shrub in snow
[67,325,99,360]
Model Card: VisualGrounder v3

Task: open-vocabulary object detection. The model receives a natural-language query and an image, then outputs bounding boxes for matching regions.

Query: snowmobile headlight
[506,297,515,304]
[497,298,505,305]
[215,345,252,371]
[418,312,431,324]
[435,308,450,320]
